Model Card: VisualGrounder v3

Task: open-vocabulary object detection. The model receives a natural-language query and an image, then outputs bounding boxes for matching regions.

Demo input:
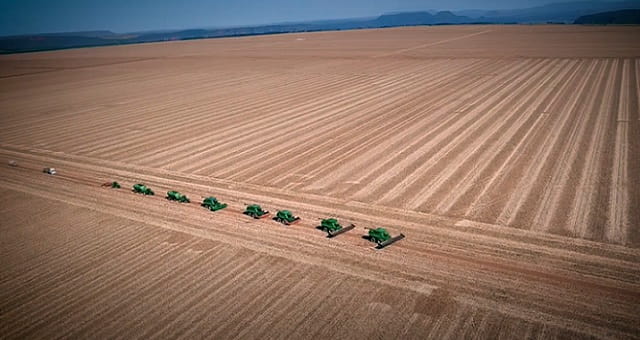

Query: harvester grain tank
[201,197,227,211]
[274,210,301,225]
[367,228,405,249]
[319,218,355,237]
[167,191,190,203]
[244,204,270,219]
[133,183,154,195]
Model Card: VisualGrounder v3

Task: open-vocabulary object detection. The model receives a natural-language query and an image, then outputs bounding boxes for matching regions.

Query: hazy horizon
[0,0,626,36]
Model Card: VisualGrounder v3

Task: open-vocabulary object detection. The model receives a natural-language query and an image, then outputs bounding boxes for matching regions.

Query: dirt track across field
[1,25,639,339]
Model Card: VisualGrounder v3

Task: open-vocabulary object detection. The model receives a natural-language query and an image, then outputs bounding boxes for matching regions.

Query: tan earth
[1,25,639,339]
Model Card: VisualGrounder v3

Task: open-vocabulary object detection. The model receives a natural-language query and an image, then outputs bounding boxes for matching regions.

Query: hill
[372,11,472,26]
[0,35,116,54]
[574,9,640,24]
[479,1,640,23]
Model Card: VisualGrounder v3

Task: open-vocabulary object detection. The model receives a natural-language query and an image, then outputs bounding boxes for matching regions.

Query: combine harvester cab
[320,218,355,237]
[102,181,121,188]
[244,204,270,219]
[201,197,227,211]
[274,210,301,225]
[367,228,405,249]
[132,184,155,195]
[166,191,190,203]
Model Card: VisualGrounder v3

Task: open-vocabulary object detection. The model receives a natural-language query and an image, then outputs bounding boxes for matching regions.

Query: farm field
[1,25,639,338]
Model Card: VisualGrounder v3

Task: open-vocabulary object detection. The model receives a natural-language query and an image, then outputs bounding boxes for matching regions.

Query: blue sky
[0,0,596,36]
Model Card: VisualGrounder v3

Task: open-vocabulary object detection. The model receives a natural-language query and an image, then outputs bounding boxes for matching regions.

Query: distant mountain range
[2,1,639,54]
[469,0,640,23]
[574,8,640,23]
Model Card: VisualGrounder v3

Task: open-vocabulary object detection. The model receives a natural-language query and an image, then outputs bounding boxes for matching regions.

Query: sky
[0,0,604,36]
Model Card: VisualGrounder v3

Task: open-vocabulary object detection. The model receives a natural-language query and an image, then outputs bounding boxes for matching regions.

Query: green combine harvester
[319,218,355,237]
[367,228,405,249]
[166,191,190,203]
[273,210,301,225]
[201,196,227,211]
[244,204,270,219]
[102,181,121,188]
[132,183,154,195]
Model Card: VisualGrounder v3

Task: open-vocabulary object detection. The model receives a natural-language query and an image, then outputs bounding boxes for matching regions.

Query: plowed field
[1,25,639,339]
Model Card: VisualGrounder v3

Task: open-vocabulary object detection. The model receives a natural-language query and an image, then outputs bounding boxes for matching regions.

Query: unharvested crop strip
[436,59,581,216]
[413,59,571,213]
[373,59,552,205]
[187,60,451,176]
[74,71,327,156]
[532,59,609,233]
[565,59,619,239]
[239,60,484,183]
[317,59,520,195]
[300,61,504,192]
[346,59,541,201]
[607,59,632,244]
[495,59,598,227]
[285,59,499,189]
